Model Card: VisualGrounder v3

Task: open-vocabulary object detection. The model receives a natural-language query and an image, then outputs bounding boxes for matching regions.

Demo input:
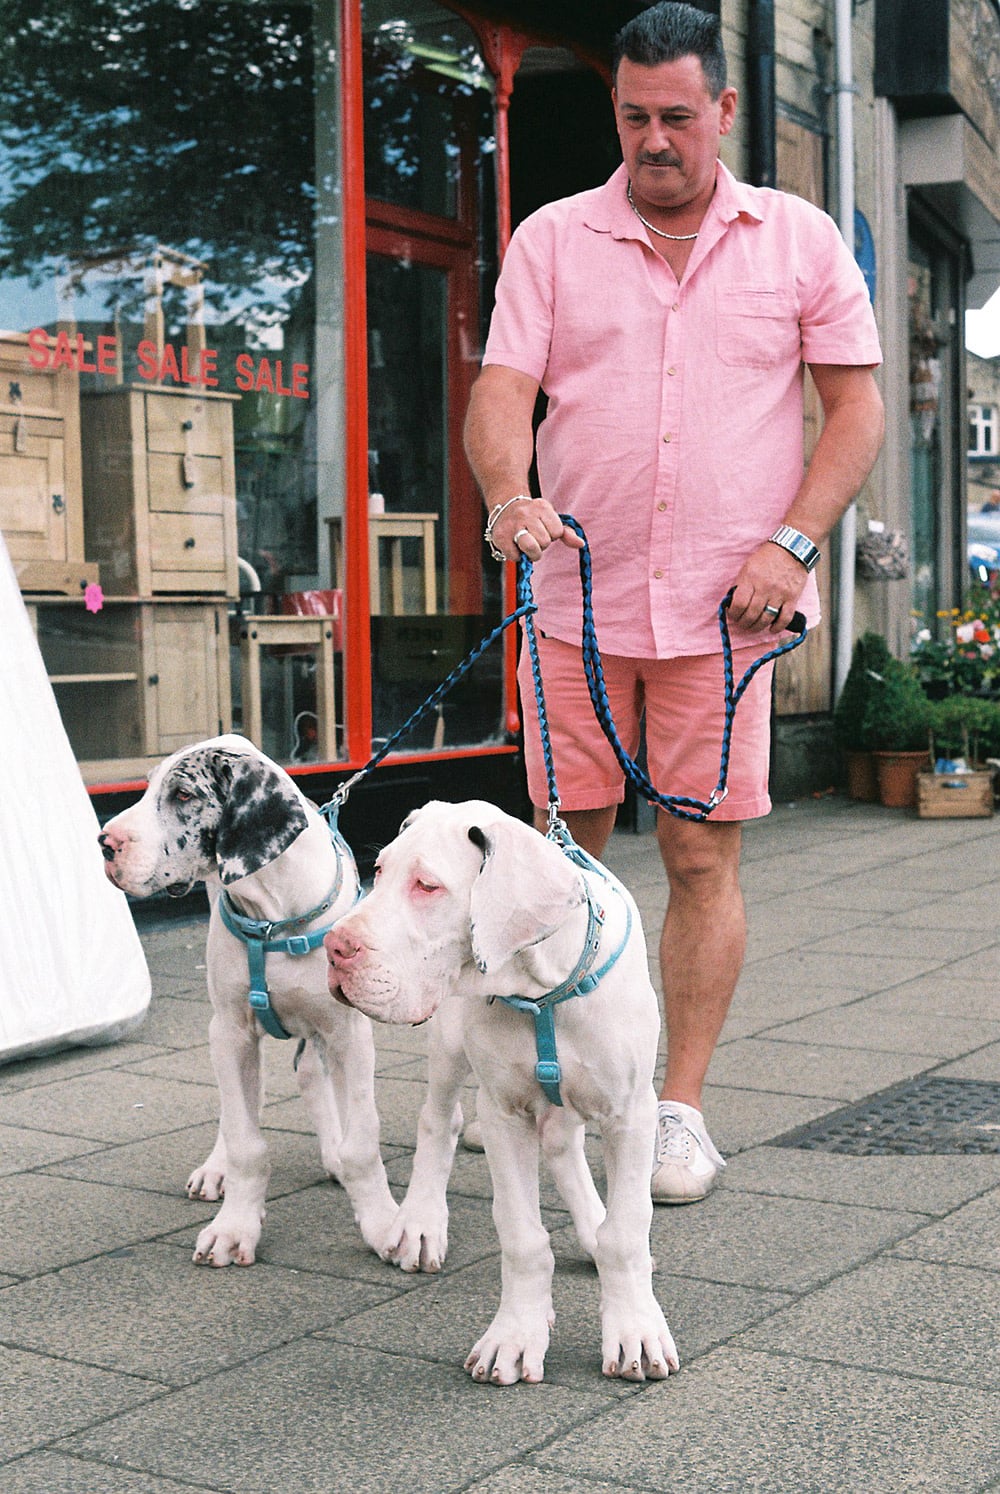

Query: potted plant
[833,631,895,801]
[862,655,933,807]
[929,693,1000,762]
[916,694,1000,818]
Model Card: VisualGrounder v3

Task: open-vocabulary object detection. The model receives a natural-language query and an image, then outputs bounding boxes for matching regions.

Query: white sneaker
[651,1101,725,1204]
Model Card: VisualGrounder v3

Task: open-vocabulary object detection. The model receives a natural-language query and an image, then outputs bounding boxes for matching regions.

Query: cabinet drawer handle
[51,493,65,515]
[184,536,196,549]
[148,673,159,686]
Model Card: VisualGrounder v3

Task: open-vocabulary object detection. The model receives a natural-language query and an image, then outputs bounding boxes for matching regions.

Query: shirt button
[667,366,677,376]
[672,302,680,312]
[653,568,664,579]
[662,433,672,443]
[657,502,667,512]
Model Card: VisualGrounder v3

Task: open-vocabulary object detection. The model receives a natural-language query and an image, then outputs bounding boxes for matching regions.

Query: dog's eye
[415,879,441,895]
[175,789,195,804]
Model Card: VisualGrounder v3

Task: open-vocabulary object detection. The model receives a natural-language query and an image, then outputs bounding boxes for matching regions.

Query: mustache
[638,152,682,168]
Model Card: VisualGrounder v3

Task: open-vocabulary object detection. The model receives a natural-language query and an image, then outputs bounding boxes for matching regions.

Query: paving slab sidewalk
[2,794,999,1493]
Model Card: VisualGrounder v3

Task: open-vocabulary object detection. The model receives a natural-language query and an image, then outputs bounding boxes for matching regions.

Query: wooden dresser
[80,384,239,597]
[0,332,99,594]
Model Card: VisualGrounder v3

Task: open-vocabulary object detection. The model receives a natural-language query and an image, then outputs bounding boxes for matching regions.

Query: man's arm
[463,364,583,560]
[727,363,885,631]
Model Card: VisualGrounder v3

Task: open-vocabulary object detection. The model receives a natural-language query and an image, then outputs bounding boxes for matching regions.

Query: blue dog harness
[495,831,632,1107]
[219,818,358,1040]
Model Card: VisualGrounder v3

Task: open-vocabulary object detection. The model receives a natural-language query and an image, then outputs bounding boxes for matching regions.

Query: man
[464,2,884,1202]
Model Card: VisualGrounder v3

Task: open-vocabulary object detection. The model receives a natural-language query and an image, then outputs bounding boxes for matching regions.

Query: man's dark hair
[612,3,727,97]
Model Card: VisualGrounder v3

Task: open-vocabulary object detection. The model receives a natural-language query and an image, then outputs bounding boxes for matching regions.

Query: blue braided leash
[518,514,809,824]
[324,514,806,827]
[325,597,537,814]
[321,521,806,1104]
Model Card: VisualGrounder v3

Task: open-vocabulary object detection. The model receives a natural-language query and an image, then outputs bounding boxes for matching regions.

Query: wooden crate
[916,769,994,819]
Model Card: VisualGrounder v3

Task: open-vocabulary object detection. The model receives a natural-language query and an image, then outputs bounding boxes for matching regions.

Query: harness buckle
[535,1058,562,1088]
[285,934,313,957]
[248,988,270,1012]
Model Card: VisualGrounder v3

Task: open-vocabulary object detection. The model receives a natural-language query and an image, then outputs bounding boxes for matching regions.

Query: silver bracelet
[484,495,533,562]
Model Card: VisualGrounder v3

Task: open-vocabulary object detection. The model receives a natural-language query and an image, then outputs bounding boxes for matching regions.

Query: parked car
[968,510,1000,584]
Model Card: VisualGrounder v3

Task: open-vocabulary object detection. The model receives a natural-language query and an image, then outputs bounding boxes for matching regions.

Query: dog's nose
[98,831,118,862]
[324,927,362,968]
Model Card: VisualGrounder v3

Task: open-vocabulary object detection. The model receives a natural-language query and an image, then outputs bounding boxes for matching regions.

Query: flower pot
[874,749,930,809]
[844,749,879,802]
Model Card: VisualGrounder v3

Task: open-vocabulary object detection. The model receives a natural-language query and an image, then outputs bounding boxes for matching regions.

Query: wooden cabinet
[80,385,239,597]
[33,598,232,779]
[0,332,99,594]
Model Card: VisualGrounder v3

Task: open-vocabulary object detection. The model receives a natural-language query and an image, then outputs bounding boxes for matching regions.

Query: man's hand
[488,496,585,563]
[727,540,809,633]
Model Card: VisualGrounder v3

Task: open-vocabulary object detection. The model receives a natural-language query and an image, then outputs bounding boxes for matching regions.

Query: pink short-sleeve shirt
[483,161,883,657]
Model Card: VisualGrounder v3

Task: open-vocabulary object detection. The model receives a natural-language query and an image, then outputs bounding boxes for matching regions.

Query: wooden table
[325,512,438,614]
[239,614,338,761]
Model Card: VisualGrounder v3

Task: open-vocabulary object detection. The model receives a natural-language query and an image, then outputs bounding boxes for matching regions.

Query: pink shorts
[517,632,774,821]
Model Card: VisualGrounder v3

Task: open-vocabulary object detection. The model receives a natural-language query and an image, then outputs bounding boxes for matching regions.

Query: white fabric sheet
[0,536,150,1063]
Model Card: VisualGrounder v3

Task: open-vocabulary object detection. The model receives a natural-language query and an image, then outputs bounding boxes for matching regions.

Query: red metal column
[340,0,374,766]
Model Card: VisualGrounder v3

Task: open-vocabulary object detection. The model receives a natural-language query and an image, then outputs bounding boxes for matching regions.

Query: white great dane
[325,799,678,1385]
[99,734,396,1267]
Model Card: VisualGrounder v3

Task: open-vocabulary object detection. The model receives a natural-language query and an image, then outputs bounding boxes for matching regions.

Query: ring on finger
[513,527,532,547]
[762,603,780,617]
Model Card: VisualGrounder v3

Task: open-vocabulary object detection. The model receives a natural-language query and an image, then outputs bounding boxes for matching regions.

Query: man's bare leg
[645,813,743,1201]
[655,815,744,1110]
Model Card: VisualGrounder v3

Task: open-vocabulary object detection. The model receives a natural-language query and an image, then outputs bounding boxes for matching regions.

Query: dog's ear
[468,820,585,973]
[211,752,310,884]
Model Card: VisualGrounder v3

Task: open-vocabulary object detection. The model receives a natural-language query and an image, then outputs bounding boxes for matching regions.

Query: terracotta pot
[874,749,930,809]
[844,749,879,802]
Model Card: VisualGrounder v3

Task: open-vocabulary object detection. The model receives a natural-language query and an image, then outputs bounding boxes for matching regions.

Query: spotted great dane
[325,799,678,1384]
[99,734,396,1267]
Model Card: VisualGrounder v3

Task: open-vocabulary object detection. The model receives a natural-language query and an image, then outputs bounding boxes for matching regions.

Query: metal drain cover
[771,1076,1000,1156]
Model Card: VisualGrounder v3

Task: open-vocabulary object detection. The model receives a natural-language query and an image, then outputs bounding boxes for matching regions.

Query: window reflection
[362,3,501,752]
[0,1,342,773]
[363,3,493,218]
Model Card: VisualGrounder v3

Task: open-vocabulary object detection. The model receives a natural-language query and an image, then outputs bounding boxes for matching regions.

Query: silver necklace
[627,182,699,241]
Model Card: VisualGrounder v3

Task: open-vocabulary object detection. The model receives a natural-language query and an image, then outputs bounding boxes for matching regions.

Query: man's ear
[212,752,309,884]
[468,820,585,973]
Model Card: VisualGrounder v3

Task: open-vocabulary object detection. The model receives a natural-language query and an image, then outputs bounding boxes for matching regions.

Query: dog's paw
[378,1201,449,1273]
[464,1306,554,1386]
[600,1299,679,1382]
[186,1161,226,1202]
[192,1208,264,1267]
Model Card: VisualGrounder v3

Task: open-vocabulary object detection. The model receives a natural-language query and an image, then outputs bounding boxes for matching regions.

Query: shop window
[0,1,347,777]
[361,2,502,752]
[908,217,962,630]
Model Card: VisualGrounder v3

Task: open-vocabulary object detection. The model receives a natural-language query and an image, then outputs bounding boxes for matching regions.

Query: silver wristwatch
[769,524,821,572]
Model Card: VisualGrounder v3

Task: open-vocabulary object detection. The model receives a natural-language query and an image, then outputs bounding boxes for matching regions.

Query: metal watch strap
[769,524,821,573]
[485,494,533,562]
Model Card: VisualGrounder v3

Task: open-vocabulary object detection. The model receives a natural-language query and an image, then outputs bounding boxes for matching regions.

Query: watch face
[772,526,818,570]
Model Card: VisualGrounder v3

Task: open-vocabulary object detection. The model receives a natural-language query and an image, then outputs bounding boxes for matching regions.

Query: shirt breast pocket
[716,287,800,368]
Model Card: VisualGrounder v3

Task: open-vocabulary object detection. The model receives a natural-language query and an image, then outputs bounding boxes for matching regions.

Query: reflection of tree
[0,0,314,322]
[363,20,493,214]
